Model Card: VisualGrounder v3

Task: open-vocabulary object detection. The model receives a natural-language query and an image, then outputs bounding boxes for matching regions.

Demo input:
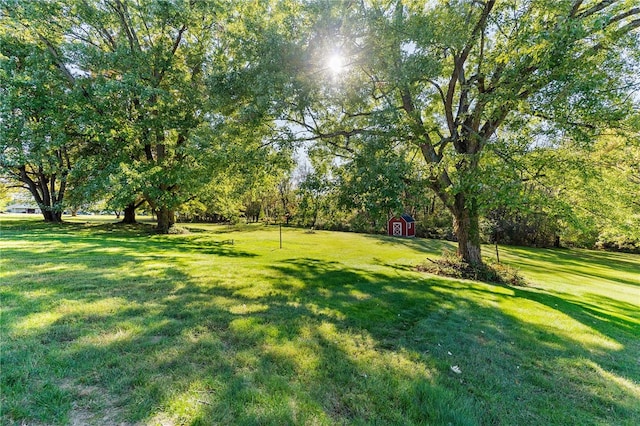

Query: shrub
[417,251,527,286]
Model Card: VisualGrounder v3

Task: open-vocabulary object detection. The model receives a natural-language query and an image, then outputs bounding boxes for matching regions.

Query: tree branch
[106,0,141,52]
[575,0,617,20]
[37,35,76,86]
[445,1,495,136]
[157,24,188,82]
[608,7,640,25]
[426,79,446,106]
[570,1,585,18]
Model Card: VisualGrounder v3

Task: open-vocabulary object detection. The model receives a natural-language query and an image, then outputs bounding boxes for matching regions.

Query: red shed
[388,214,416,237]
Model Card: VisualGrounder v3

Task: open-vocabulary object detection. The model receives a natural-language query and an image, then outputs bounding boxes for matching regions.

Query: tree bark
[122,202,137,224]
[451,196,482,266]
[156,206,175,233]
[17,166,64,223]
[42,209,63,223]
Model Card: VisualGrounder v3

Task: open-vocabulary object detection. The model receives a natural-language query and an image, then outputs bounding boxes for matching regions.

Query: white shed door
[393,222,402,236]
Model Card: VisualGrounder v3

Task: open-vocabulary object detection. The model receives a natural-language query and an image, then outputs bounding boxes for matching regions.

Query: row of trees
[197,130,639,253]
[2,0,639,263]
[1,0,296,231]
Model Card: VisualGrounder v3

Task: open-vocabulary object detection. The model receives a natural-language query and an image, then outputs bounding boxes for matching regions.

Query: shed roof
[400,213,415,222]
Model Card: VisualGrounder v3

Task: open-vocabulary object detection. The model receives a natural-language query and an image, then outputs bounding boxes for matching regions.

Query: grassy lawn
[1,214,639,425]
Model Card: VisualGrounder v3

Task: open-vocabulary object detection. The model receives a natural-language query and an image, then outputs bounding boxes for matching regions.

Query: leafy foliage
[280,0,640,263]
[1,0,638,250]
[0,27,84,221]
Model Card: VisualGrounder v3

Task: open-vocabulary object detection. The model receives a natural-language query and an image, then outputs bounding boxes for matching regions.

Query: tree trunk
[156,206,175,233]
[452,197,482,266]
[311,206,318,228]
[18,166,66,224]
[122,203,137,224]
[42,209,63,223]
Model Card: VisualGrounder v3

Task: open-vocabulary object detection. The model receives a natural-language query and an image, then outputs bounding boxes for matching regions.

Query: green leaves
[273,0,640,258]
[2,0,638,242]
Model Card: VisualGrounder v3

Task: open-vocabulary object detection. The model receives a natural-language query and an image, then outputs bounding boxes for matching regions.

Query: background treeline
[178,131,638,253]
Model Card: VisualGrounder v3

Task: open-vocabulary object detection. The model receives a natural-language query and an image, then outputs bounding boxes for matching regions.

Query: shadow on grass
[0,226,257,261]
[361,233,456,255]
[1,225,639,425]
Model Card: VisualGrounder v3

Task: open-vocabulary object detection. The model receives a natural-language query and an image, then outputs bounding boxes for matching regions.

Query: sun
[327,53,345,74]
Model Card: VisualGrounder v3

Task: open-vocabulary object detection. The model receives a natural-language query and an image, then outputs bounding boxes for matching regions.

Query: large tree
[71,0,221,232]
[287,0,640,264]
[3,0,241,231]
[0,29,83,222]
[3,0,302,232]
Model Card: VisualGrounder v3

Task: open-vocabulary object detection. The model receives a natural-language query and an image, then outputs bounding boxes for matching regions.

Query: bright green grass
[1,214,639,425]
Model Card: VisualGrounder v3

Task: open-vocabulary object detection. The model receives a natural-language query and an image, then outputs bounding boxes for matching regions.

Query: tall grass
[1,215,639,425]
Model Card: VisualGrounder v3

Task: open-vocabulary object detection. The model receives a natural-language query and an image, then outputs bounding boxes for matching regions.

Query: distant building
[388,214,416,237]
[4,204,41,214]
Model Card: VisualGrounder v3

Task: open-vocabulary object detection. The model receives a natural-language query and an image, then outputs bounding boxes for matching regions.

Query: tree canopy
[1,0,295,230]
[280,0,640,263]
[1,0,638,256]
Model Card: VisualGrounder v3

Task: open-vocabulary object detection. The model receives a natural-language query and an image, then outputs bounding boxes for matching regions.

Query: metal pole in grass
[280,222,282,249]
